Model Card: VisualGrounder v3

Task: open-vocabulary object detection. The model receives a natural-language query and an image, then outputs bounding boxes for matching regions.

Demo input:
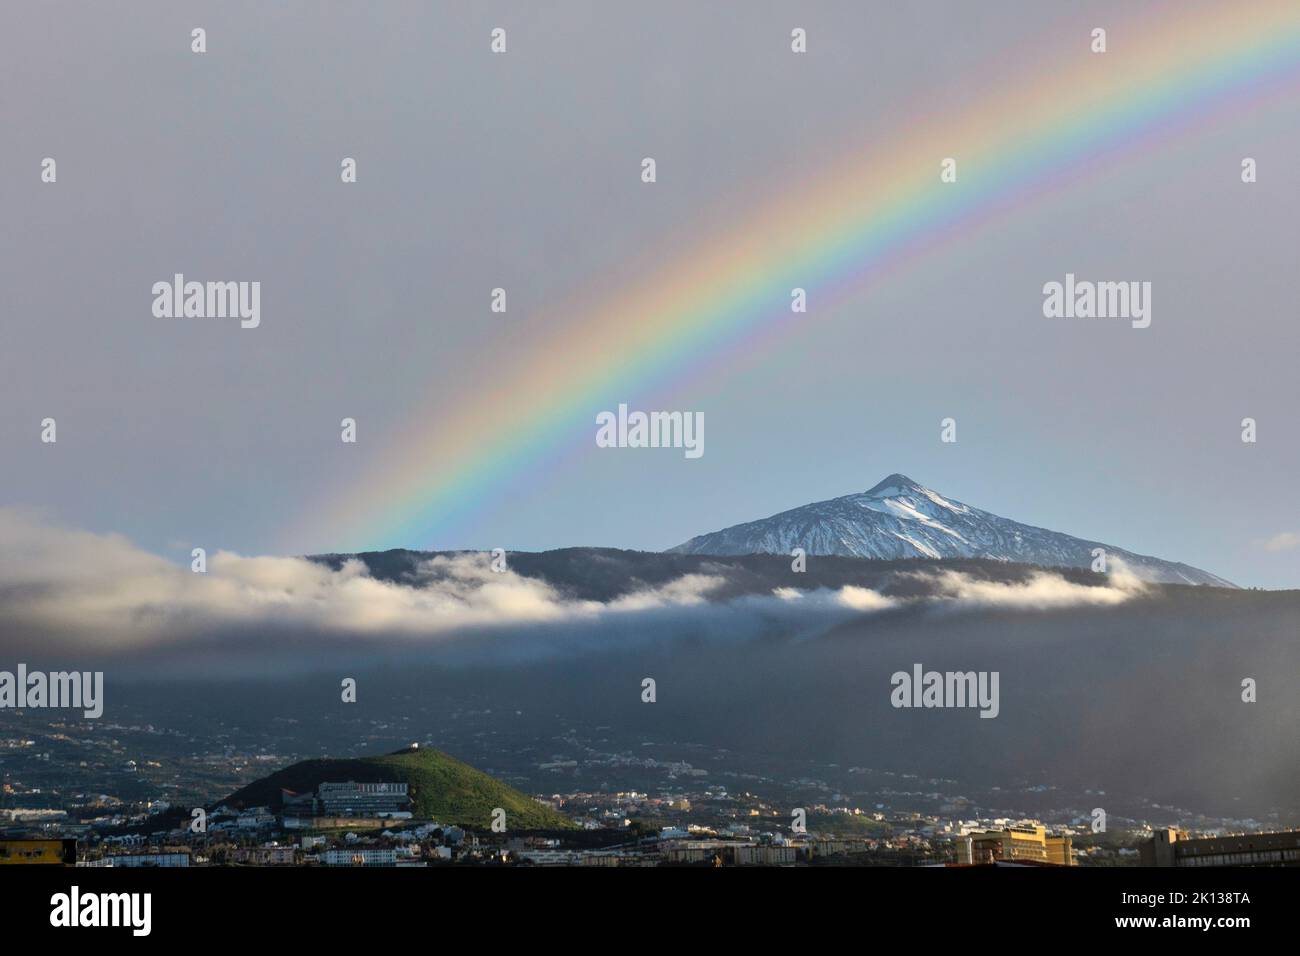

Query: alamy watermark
[152,274,260,329]
[0,664,103,719]
[50,887,150,936]
[596,404,704,459]
[1042,273,1150,329]
[891,663,999,718]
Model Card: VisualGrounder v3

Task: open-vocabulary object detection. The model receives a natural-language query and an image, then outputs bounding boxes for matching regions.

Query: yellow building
[956,826,1074,866]
[0,839,76,865]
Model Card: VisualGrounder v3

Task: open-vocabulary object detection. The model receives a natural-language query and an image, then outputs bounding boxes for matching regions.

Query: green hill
[221,745,572,830]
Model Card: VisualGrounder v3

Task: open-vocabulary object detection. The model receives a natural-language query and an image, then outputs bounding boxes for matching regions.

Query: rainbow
[290,1,1300,552]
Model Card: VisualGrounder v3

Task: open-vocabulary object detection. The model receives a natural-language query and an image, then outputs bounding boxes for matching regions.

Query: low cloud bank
[0,509,1147,664]
[910,563,1148,610]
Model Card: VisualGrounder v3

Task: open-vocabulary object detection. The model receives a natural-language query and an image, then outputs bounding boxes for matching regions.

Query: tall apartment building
[314,782,410,817]
[101,852,191,868]
[956,825,1075,866]
[1140,828,1300,867]
[321,847,398,867]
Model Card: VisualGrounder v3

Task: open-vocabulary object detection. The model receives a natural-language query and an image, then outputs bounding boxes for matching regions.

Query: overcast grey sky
[3,1,1297,587]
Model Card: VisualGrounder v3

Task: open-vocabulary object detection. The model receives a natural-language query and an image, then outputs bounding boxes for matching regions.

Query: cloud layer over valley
[1,508,1153,669]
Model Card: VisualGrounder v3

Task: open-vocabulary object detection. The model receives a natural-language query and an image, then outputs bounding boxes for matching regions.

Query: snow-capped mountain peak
[863,473,927,497]
[669,473,1234,587]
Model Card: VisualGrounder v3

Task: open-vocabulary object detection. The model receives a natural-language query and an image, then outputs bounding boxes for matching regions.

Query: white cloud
[910,558,1148,610]
[1261,532,1300,553]
[0,510,1150,663]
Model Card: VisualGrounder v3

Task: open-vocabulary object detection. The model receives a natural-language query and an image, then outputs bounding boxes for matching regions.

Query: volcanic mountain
[670,473,1234,587]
